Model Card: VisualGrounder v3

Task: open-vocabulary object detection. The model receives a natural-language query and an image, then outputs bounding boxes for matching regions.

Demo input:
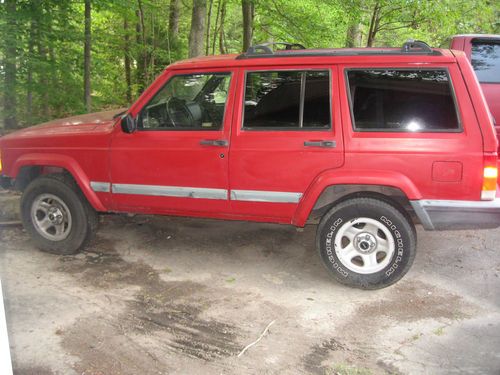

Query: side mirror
[121,114,137,134]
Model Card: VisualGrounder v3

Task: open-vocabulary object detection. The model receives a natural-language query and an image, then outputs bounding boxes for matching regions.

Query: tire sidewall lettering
[325,218,349,278]
[380,215,406,277]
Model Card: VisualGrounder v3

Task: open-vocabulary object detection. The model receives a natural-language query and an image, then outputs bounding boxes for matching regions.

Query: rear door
[228,65,344,223]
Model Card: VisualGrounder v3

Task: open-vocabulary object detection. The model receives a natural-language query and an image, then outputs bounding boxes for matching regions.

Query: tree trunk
[212,0,222,55]
[137,0,148,84]
[47,20,58,112]
[27,19,36,125]
[219,0,227,54]
[37,40,49,119]
[346,22,361,48]
[168,0,180,38]
[135,8,145,92]
[242,0,254,52]
[150,13,156,80]
[124,19,132,103]
[84,0,92,112]
[168,0,181,55]
[366,2,381,47]
[3,0,17,129]
[188,0,207,58]
[205,0,214,55]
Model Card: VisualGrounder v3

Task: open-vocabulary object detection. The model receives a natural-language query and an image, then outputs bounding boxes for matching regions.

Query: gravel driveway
[1,213,499,374]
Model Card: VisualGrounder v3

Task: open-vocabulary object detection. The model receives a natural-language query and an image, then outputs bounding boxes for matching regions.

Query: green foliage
[0,0,498,128]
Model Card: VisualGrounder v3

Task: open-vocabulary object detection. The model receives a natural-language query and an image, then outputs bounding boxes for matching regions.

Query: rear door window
[471,41,500,83]
[346,69,460,132]
[243,70,331,130]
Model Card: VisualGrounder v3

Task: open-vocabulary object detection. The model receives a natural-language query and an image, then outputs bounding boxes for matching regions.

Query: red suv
[1,40,499,289]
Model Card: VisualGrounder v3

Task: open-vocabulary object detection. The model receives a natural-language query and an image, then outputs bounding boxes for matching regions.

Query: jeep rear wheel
[21,174,98,255]
[317,197,416,289]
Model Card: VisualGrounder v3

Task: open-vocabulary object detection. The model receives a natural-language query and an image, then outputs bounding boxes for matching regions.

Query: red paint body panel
[228,66,344,221]
[0,47,497,226]
[0,109,122,211]
[337,61,485,201]
[109,67,237,215]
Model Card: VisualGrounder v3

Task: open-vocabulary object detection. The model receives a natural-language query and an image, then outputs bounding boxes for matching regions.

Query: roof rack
[237,39,441,59]
[401,39,433,53]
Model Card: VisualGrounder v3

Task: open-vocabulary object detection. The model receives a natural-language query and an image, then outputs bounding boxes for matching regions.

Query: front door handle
[200,139,229,147]
[304,140,336,148]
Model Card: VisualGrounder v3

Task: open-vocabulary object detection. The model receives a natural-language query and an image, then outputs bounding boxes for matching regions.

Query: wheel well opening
[308,185,416,225]
[15,166,71,191]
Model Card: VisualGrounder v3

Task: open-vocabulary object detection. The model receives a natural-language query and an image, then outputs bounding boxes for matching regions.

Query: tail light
[482,154,498,200]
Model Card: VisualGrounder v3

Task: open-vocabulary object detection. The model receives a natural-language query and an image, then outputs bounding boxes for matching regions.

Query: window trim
[241,68,333,132]
[137,71,232,132]
[344,67,463,133]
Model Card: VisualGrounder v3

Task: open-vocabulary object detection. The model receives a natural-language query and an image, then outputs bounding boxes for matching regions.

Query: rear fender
[293,169,421,226]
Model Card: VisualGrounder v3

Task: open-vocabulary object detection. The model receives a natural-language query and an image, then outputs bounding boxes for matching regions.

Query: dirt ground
[0,214,499,375]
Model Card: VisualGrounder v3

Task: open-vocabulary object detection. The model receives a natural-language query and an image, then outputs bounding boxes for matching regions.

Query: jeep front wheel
[20,174,98,255]
[317,197,416,289]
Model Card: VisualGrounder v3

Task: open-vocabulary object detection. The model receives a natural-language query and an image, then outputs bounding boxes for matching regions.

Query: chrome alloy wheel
[31,194,72,241]
[334,218,395,274]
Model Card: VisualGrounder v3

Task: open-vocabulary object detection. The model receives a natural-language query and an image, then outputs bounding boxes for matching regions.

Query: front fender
[292,169,421,226]
[11,153,106,212]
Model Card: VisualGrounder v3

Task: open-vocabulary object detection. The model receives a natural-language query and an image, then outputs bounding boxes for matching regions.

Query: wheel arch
[309,186,415,226]
[11,153,106,212]
[292,170,422,227]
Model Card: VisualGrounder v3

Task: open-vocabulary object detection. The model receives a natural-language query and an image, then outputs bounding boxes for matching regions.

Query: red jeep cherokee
[1,40,499,289]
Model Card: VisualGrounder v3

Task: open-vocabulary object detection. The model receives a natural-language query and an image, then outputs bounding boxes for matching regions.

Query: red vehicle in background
[451,35,500,153]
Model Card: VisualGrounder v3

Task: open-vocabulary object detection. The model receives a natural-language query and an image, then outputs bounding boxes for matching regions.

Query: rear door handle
[304,140,336,148]
[200,139,229,147]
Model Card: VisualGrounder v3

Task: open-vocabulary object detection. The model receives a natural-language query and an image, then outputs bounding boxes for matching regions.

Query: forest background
[0,0,498,129]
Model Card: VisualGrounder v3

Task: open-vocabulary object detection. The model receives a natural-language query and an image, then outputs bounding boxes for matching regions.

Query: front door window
[139,73,231,130]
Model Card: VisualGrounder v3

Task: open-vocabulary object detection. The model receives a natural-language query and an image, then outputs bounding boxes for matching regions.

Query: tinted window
[347,69,460,132]
[139,73,231,130]
[244,70,330,129]
[303,71,331,128]
[471,41,500,83]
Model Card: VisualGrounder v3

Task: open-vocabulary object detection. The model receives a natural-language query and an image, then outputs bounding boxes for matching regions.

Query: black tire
[20,174,98,255]
[316,197,416,289]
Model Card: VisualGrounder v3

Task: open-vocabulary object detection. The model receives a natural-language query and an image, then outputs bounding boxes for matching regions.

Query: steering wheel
[166,97,194,127]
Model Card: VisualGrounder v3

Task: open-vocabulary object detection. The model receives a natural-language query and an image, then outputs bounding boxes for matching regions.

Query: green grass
[327,364,373,375]
[433,326,445,336]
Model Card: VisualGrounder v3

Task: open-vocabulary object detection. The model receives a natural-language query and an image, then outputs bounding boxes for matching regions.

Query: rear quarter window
[346,69,461,133]
[471,41,500,84]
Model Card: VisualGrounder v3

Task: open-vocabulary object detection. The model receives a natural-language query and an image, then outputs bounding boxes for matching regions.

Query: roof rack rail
[239,42,306,58]
[236,39,440,59]
[401,39,433,54]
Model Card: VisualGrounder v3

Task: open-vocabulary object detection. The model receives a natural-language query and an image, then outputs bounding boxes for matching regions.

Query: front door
[228,66,344,223]
[109,68,236,216]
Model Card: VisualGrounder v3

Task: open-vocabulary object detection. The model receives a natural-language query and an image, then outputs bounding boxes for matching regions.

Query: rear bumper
[411,199,500,230]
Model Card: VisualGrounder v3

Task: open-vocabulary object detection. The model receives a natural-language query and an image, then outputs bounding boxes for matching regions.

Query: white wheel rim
[31,193,72,241]
[334,217,395,274]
